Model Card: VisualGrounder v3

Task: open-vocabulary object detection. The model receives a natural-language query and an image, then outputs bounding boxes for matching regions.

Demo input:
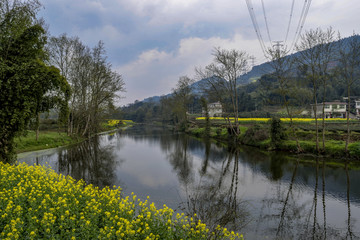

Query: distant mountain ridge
[141,35,360,104]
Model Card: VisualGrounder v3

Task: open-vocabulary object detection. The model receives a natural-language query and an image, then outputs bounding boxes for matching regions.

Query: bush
[242,125,269,146]
[0,162,243,240]
[270,117,285,148]
[349,142,360,158]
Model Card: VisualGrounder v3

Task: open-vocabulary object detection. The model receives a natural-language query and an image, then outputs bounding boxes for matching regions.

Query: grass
[15,120,134,154]
[0,162,243,240]
[14,131,78,153]
[188,121,360,160]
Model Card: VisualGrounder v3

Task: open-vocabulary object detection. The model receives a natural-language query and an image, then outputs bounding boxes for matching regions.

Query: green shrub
[270,117,285,148]
[242,125,269,146]
[348,142,360,158]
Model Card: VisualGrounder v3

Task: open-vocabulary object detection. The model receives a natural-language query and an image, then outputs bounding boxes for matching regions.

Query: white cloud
[121,0,247,26]
[117,33,264,105]
[41,0,360,106]
[76,24,126,47]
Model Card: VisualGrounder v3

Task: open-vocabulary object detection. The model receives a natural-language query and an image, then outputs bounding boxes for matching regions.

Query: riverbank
[15,120,134,154]
[15,131,80,153]
[187,121,360,161]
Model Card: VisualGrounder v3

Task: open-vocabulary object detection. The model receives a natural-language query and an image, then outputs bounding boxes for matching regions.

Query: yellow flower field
[0,162,242,240]
[196,117,353,123]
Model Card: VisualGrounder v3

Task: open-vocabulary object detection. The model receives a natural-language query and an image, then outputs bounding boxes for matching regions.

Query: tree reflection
[167,136,250,233]
[167,134,194,185]
[58,134,122,188]
[276,160,299,238]
[345,162,357,240]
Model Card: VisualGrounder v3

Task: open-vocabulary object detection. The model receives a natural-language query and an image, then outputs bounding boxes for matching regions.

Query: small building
[204,102,223,117]
[356,100,360,118]
[311,101,347,118]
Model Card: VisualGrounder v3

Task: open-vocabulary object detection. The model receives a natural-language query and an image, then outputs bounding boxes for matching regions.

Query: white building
[356,100,360,118]
[311,102,347,118]
[204,102,223,117]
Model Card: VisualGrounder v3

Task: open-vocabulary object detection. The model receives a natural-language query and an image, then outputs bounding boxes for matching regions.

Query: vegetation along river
[18,125,360,239]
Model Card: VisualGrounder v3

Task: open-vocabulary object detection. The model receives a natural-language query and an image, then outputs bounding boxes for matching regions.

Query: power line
[261,0,272,43]
[245,0,312,59]
[290,0,312,52]
[284,0,295,44]
[245,0,267,57]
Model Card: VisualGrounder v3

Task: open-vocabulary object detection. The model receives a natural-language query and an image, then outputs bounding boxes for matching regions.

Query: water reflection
[167,137,250,232]
[17,126,360,239]
[19,133,124,189]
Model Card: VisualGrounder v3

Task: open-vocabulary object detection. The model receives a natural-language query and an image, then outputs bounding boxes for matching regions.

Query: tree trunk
[36,112,40,141]
[82,114,91,136]
[321,84,327,152]
[313,90,320,154]
[345,85,351,154]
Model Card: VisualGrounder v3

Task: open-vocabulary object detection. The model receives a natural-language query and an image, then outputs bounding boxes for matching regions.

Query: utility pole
[250,56,256,68]
[272,41,284,55]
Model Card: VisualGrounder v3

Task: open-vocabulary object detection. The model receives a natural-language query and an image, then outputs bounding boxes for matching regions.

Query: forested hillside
[121,34,360,123]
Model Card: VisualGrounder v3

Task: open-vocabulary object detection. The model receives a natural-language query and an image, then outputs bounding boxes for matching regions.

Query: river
[17,125,360,239]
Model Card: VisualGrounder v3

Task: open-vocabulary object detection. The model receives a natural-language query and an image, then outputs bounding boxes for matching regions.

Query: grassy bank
[188,119,360,160]
[0,162,243,240]
[14,131,80,153]
[15,120,134,154]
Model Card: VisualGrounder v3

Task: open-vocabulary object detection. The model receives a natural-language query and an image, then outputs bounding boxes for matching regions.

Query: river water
[17,125,360,239]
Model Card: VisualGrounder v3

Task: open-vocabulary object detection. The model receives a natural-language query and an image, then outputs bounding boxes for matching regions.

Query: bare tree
[47,35,125,136]
[295,27,337,153]
[338,34,360,154]
[266,46,304,152]
[170,76,194,130]
[196,47,250,137]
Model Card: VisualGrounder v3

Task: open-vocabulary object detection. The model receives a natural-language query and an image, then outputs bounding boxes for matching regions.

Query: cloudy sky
[39,0,359,105]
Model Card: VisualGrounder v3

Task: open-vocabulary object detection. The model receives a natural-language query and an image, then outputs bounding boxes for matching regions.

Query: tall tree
[197,47,250,137]
[47,35,125,136]
[338,34,360,153]
[266,46,303,152]
[0,0,70,162]
[171,76,194,130]
[295,27,337,153]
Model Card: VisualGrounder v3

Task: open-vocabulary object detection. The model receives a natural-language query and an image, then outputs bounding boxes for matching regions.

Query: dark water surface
[18,125,360,239]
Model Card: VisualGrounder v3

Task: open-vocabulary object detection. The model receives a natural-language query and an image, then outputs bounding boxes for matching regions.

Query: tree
[266,46,303,152]
[171,76,194,130]
[295,27,337,153]
[197,47,250,137]
[47,35,125,136]
[200,97,211,138]
[338,34,360,153]
[0,0,70,162]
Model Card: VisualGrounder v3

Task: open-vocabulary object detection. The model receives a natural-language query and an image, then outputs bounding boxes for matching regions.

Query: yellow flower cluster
[107,119,134,127]
[196,117,353,123]
[0,162,243,240]
[107,119,121,127]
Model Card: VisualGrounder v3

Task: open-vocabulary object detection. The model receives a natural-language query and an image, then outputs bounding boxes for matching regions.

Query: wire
[290,0,312,52]
[261,0,272,43]
[284,0,295,44]
[245,0,267,57]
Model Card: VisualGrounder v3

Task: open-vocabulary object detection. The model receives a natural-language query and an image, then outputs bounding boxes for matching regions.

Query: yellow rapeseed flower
[0,162,243,240]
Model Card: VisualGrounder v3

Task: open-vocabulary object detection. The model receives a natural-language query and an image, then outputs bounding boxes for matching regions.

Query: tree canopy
[0,0,70,162]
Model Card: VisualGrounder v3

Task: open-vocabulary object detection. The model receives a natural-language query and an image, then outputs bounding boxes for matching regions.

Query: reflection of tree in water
[58,134,123,189]
[255,157,358,240]
[345,162,358,240]
[167,134,194,185]
[167,136,250,233]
